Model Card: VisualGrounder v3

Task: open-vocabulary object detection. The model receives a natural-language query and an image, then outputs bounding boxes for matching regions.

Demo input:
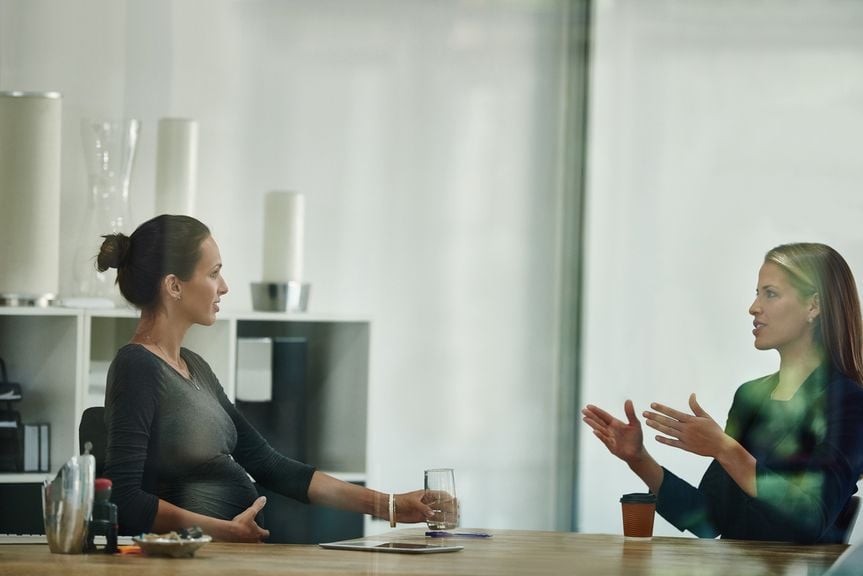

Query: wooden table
[0,529,848,576]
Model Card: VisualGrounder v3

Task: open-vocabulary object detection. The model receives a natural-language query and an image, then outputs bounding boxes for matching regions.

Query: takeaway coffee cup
[620,493,656,539]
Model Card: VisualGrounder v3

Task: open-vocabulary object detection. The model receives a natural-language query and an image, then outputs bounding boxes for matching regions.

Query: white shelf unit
[0,308,369,482]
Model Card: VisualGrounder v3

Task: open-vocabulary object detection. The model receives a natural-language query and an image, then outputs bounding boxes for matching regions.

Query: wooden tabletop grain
[0,528,848,576]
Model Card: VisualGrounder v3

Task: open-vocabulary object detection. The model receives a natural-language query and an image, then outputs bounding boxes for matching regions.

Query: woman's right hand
[224,496,270,542]
[582,400,646,464]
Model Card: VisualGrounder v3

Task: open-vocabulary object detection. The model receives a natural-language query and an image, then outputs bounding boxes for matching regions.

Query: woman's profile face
[749,261,816,355]
[177,235,229,326]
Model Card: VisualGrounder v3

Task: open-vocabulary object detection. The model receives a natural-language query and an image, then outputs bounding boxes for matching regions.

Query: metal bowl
[250,282,310,312]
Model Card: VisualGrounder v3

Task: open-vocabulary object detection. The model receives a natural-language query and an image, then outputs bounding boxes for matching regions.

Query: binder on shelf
[23,423,49,472]
[40,423,49,472]
[23,424,37,471]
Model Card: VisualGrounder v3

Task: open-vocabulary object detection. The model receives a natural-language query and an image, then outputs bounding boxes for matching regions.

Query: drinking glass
[424,468,458,530]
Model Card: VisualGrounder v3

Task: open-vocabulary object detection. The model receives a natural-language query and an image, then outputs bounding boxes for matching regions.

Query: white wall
[0,0,570,530]
[580,0,863,541]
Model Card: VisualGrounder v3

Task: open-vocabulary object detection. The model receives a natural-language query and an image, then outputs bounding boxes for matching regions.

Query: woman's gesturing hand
[643,393,732,458]
[582,400,646,463]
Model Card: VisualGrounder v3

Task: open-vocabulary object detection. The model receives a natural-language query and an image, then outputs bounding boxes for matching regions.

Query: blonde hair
[766,243,863,383]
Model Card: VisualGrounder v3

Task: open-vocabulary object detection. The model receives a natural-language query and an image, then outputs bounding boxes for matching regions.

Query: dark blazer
[656,364,863,543]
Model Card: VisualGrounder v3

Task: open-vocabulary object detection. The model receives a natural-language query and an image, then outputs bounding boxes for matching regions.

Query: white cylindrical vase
[262,190,305,282]
[0,91,62,304]
[154,118,198,216]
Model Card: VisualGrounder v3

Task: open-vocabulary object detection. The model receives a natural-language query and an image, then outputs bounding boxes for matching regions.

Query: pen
[426,531,492,538]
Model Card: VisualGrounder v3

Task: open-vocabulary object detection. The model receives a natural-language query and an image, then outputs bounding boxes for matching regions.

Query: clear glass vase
[69,119,139,307]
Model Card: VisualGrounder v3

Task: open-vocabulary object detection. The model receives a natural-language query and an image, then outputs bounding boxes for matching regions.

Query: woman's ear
[164,274,183,302]
[808,292,820,323]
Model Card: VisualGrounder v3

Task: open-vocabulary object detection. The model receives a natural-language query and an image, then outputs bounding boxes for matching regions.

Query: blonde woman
[583,243,863,543]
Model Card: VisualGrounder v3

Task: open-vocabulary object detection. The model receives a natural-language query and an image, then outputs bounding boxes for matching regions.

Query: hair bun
[96,233,132,272]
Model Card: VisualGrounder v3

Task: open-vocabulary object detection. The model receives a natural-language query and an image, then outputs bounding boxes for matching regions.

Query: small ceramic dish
[132,534,212,558]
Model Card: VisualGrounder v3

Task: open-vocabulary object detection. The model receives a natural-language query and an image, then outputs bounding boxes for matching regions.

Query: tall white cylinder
[262,190,305,282]
[0,91,62,300]
[154,118,198,216]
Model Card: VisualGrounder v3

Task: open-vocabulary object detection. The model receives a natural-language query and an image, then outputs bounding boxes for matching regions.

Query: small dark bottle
[85,477,119,554]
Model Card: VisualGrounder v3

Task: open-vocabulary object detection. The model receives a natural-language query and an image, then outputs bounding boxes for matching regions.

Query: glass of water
[424,468,458,530]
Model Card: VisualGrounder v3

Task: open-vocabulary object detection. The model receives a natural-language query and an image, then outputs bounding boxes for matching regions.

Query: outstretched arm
[643,393,756,496]
[307,471,436,524]
[582,400,665,494]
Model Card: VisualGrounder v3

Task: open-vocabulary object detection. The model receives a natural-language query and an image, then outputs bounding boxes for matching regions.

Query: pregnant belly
[159,457,260,520]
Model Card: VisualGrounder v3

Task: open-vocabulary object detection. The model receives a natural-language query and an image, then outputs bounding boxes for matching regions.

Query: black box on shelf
[0,410,22,472]
[0,482,44,535]
[0,358,23,472]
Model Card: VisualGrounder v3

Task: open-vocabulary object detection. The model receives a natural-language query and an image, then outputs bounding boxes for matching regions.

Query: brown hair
[765,243,863,383]
[96,215,211,310]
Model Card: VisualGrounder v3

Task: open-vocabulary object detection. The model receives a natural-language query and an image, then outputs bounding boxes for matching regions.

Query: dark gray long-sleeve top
[103,344,315,535]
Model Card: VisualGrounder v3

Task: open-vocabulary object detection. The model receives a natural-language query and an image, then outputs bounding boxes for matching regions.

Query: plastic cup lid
[620,493,656,504]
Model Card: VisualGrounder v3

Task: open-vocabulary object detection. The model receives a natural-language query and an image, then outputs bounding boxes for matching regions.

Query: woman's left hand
[394,489,438,524]
[643,393,732,458]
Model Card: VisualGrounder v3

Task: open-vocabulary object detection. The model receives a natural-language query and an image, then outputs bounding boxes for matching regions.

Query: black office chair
[78,406,107,477]
[836,495,860,544]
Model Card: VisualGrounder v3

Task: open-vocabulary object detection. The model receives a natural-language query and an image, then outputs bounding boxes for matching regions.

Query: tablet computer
[320,540,464,554]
